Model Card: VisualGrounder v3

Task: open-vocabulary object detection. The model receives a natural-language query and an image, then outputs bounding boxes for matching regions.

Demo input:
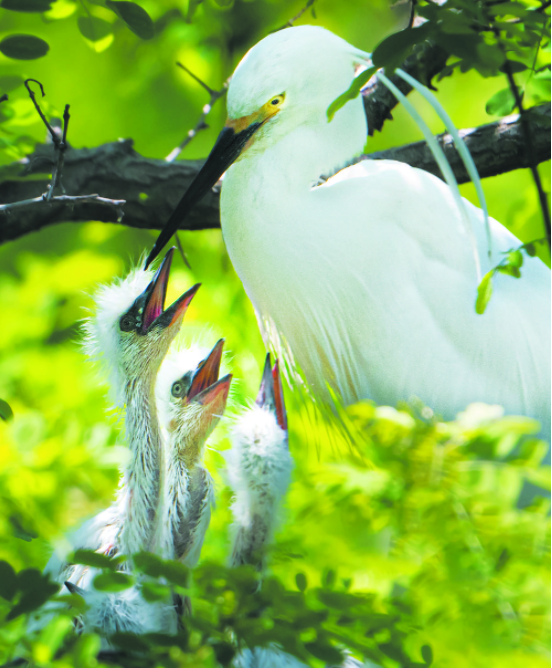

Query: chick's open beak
[142,248,200,333]
[187,339,225,401]
[145,117,264,269]
[256,354,287,433]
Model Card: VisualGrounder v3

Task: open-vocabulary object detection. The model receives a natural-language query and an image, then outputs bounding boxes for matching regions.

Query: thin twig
[174,232,192,269]
[482,6,551,246]
[274,0,316,30]
[47,104,71,201]
[0,193,126,213]
[165,63,228,163]
[24,80,72,201]
[408,0,417,28]
[24,79,58,146]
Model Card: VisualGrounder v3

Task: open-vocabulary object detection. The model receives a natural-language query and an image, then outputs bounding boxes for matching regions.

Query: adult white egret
[154,339,232,565]
[147,26,550,432]
[227,354,291,570]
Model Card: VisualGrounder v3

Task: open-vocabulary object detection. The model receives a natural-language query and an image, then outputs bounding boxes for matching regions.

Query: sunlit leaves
[0,35,49,60]
[105,1,155,40]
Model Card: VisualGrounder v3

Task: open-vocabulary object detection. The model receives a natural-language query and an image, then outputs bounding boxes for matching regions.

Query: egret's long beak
[187,339,225,402]
[142,247,200,333]
[145,116,265,269]
[256,354,287,433]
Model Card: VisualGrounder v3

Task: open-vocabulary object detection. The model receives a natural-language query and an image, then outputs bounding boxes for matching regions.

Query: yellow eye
[269,94,284,107]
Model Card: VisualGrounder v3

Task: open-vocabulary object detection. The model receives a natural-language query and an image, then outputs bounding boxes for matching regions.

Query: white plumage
[149,26,550,435]
[154,340,232,566]
[42,250,199,638]
[221,27,550,427]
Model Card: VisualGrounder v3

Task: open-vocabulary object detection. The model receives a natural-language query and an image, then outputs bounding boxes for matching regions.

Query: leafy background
[0,0,550,666]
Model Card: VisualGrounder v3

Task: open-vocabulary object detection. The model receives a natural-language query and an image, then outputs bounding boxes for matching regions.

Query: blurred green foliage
[0,0,550,667]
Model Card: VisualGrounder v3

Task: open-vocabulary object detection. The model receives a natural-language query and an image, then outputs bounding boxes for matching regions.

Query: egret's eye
[269,94,284,107]
[119,314,135,332]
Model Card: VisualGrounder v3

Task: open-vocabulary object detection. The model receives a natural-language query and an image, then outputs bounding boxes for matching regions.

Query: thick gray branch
[367,103,551,181]
[0,105,550,245]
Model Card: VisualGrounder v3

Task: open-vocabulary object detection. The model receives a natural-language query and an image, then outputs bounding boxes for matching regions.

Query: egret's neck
[119,369,163,556]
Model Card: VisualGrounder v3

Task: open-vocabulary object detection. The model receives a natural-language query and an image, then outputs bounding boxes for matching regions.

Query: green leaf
[305,641,343,664]
[372,24,432,72]
[295,572,307,592]
[77,16,113,42]
[0,561,17,601]
[10,515,38,541]
[497,263,521,278]
[134,552,190,587]
[72,549,122,571]
[110,632,150,652]
[212,640,237,665]
[186,0,203,22]
[485,87,518,116]
[0,34,49,60]
[141,581,171,602]
[105,1,154,40]
[525,242,537,257]
[7,572,59,620]
[322,568,336,588]
[507,250,523,268]
[421,644,434,665]
[0,0,53,11]
[501,60,528,73]
[475,270,494,314]
[525,466,551,491]
[0,398,13,421]
[327,66,377,122]
[0,76,23,93]
[93,571,134,592]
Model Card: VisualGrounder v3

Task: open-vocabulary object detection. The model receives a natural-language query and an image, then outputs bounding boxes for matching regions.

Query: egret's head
[144,27,370,269]
[227,26,362,138]
[85,248,199,405]
[226,354,290,508]
[157,339,232,465]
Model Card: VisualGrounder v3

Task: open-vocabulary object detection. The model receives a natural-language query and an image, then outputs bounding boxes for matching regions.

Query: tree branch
[362,40,449,136]
[1,104,549,245]
[366,103,551,182]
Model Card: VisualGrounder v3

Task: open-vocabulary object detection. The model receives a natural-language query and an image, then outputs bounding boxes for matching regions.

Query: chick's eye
[119,314,135,332]
[171,382,183,398]
[270,95,284,106]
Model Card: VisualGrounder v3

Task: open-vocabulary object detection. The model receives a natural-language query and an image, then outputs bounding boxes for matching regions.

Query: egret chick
[42,250,198,638]
[155,339,232,565]
[227,354,291,570]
